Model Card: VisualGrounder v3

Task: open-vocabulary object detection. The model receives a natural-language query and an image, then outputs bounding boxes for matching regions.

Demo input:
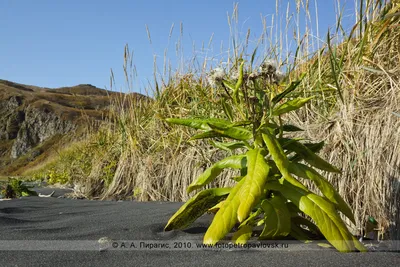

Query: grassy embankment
[23,1,399,239]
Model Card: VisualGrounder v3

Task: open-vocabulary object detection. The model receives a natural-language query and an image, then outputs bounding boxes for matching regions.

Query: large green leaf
[259,196,291,239]
[237,149,270,222]
[272,97,314,116]
[284,140,341,173]
[187,155,246,193]
[261,128,307,190]
[266,180,366,252]
[288,141,325,162]
[208,124,253,141]
[204,179,245,245]
[164,188,231,231]
[232,225,253,245]
[190,127,252,142]
[289,162,355,224]
[165,118,232,131]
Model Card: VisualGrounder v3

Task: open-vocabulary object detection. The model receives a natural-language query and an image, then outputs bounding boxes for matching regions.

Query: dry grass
[285,3,400,238]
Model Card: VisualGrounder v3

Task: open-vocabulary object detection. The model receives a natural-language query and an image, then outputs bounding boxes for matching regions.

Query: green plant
[32,172,46,182]
[0,178,38,198]
[163,60,366,252]
[46,168,70,185]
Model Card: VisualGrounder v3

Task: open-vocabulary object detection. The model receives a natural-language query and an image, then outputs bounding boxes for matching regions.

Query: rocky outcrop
[10,105,75,158]
[0,96,24,140]
[0,79,148,175]
[0,94,76,159]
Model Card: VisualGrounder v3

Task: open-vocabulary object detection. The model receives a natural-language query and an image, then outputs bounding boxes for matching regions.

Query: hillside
[0,79,146,175]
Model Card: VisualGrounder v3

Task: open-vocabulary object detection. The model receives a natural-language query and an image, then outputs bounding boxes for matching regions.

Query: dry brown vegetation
[286,2,400,239]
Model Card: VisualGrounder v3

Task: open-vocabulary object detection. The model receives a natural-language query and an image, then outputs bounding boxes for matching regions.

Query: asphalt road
[0,188,398,267]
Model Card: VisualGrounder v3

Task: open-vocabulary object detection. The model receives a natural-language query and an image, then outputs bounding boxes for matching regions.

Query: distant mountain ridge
[0,79,119,95]
[0,79,146,175]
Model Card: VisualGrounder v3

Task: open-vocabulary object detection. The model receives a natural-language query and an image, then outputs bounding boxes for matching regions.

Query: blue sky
[0,0,357,93]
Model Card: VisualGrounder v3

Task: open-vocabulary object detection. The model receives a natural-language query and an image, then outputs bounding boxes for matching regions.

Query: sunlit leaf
[165,188,231,231]
[204,179,245,245]
[207,124,253,141]
[289,162,355,223]
[261,128,307,190]
[266,180,366,252]
[284,140,341,173]
[232,225,253,245]
[237,148,270,222]
[187,155,246,193]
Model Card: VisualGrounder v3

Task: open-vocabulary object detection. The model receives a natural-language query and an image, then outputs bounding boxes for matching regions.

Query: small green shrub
[164,60,366,252]
[102,159,118,187]
[0,178,38,198]
[46,168,70,185]
[32,172,46,182]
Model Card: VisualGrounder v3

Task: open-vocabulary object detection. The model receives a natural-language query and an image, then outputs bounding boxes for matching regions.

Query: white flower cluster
[259,60,277,75]
[259,60,285,84]
[207,67,225,87]
[207,59,286,87]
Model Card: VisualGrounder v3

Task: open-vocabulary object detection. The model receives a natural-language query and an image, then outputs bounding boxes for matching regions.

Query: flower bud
[260,60,277,74]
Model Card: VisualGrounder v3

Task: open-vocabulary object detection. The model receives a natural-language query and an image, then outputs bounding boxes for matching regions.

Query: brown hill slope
[0,79,146,175]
